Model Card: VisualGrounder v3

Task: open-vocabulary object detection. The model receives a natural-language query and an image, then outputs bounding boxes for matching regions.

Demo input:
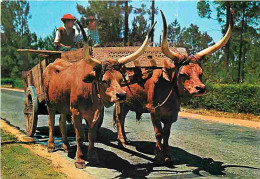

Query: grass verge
[1,130,67,179]
[1,78,24,88]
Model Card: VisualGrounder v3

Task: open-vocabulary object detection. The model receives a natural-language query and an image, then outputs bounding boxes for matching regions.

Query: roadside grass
[1,130,17,142]
[1,78,24,88]
[182,107,260,122]
[1,130,67,179]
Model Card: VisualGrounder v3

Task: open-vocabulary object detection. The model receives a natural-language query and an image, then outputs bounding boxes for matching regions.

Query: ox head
[76,20,156,107]
[160,10,232,98]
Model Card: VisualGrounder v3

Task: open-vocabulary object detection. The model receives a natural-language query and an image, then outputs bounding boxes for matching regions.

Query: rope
[154,89,173,109]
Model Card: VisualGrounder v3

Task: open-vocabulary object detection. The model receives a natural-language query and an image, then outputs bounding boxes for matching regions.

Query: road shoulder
[179,112,260,129]
[1,119,95,179]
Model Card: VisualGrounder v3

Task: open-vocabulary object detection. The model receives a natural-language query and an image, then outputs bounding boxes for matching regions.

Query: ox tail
[113,106,117,130]
[42,66,51,103]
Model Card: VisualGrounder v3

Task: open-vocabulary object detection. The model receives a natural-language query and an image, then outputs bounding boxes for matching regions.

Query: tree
[1,1,37,78]
[128,3,158,45]
[77,1,124,46]
[37,28,56,50]
[197,1,260,83]
[167,20,213,54]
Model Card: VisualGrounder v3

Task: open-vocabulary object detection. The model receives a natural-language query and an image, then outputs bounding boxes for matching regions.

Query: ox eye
[180,74,190,80]
[102,80,108,84]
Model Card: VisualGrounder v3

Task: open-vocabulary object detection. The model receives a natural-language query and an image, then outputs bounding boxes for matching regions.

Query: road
[1,88,260,178]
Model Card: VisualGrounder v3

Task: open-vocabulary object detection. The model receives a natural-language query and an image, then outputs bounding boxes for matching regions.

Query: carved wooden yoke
[61,46,188,68]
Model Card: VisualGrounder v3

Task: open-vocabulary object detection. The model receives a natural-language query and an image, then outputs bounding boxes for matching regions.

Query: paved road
[1,88,260,178]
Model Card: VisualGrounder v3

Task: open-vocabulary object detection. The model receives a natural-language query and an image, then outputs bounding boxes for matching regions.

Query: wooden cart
[19,47,187,136]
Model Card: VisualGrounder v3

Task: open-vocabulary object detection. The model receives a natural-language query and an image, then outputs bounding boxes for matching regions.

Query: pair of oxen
[43,11,232,169]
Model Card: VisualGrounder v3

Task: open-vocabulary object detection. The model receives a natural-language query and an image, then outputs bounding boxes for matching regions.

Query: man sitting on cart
[54,14,79,51]
[76,16,100,47]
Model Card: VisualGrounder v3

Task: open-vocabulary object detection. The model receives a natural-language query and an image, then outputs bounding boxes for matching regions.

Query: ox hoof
[164,149,174,164]
[164,156,174,166]
[87,150,100,164]
[154,152,165,166]
[117,139,126,148]
[75,161,86,169]
[47,147,55,153]
[125,137,131,144]
[63,143,71,153]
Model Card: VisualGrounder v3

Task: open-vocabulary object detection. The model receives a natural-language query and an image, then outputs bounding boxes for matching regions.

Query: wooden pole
[124,1,129,46]
[151,0,155,46]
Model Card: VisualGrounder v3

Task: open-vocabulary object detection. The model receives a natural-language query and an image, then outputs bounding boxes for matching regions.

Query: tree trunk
[124,1,129,46]
[241,19,247,83]
[237,7,245,83]
[224,2,231,69]
[151,0,155,46]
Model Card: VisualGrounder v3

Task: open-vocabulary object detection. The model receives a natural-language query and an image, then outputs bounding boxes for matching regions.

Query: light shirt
[76,27,100,45]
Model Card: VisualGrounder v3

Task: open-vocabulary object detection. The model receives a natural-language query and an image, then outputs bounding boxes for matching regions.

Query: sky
[28,0,223,43]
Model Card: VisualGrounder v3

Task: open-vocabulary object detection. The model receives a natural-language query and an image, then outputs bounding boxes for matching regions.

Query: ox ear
[82,71,96,83]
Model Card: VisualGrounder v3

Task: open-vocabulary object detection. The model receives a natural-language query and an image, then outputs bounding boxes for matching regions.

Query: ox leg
[72,112,85,169]
[87,109,101,164]
[163,112,178,163]
[113,103,129,147]
[151,112,164,165]
[121,105,130,144]
[47,108,56,152]
[59,113,71,153]
[163,122,173,163]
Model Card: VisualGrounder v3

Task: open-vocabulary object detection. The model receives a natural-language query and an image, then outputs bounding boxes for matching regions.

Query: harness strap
[119,70,143,104]
[120,69,174,110]
[154,89,173,109]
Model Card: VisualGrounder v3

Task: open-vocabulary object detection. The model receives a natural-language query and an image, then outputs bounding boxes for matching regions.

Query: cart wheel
[24,86,38,137]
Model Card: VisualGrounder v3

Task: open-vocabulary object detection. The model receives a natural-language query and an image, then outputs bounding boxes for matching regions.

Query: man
[54,14,78,51]
[79,16,100,47]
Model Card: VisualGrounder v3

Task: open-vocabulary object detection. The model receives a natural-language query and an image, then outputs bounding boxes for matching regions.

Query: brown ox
[114,10,232,165]
[43,21,156,168]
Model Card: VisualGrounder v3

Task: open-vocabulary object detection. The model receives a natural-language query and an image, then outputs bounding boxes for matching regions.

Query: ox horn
[194,9,233,60]
[76,20,101,65]
[160,10,183,62]
[117,22,157,65]
[194,25,232,60]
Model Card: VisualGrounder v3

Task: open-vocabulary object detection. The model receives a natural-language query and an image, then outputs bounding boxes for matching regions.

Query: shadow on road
[35,126,260,178]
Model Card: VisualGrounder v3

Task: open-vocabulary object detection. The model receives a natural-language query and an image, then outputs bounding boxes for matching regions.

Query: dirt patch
[182,108,260,122]
[179,111,260,129]
[1,86,24,92]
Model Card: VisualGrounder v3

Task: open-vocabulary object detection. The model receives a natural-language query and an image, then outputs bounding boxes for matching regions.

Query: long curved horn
[194,25,232,59]
[195,10,233,60]
[160,10,183,62]
[117,22,157,65]
[76,19,89,43]
[76,20,101,65]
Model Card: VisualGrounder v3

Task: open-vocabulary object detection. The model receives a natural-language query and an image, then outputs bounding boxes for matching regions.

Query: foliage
[1,1,38,78]
[167,19,214,54]
[196,1,260,84]
[183,83,260,115]
[36,28,56,50]
[1,78,24,88]
[129,3,158,46]
[76,1,124,46]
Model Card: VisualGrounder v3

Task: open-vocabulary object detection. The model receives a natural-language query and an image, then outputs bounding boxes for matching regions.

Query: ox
[43,21,156,168]
[114,10,232,165]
